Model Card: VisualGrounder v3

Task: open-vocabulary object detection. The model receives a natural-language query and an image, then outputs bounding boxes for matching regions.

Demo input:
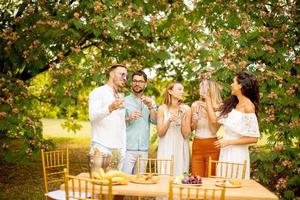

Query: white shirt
[89,84,126,149]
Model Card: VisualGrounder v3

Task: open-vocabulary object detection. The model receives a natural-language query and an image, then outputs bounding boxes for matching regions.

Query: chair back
[137,155,174,176]
[41,149,69,193]
[169,179,225,200]
[208,157,247,179]
[64,169,113,200]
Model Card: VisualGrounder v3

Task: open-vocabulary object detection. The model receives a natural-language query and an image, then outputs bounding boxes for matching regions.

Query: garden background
[0,1,299,199]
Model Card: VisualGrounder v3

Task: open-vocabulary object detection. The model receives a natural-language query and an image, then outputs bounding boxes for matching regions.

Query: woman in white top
[157,82,191,176]
[191,79,222,177]
[204,71,260,179]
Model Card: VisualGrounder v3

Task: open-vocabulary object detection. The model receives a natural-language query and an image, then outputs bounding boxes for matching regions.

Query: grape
[181,179,188,184]
[181,174,202,184]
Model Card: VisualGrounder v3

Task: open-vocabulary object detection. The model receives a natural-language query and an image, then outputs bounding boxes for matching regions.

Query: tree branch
[18,35,99,81]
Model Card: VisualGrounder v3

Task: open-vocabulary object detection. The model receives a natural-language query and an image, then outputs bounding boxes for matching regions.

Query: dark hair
[132,70,147,82]
[218,71,260,117]
[107,64,127,76]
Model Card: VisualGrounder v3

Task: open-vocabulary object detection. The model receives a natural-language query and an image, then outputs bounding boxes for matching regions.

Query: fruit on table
[224,180,233,186]
[92,172,101,179]
[106,170,128,179]
[181,175,202,184]
[136,174,159,182]
[231,179,241,185]
[92,168,128,184]
[222,179,241,186]
[99,168,105,177]
[111,177,128,184]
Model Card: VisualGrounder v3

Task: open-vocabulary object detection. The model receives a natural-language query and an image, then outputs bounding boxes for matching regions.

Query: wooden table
[61,173,278,200]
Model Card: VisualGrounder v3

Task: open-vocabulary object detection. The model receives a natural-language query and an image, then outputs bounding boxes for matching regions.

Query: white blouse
[218,109,260,138]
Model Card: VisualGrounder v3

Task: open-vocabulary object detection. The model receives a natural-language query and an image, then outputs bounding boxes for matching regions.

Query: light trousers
[122,150,148,175]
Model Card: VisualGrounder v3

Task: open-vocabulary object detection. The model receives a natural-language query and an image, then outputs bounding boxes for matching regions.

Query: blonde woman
[157,82,191,176]
[191,79,222,177]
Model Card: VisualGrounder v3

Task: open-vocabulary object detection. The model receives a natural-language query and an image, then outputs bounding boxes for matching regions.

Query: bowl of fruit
[174,173,202,186]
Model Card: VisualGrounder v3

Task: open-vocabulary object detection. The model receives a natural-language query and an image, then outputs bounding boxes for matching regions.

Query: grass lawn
[0,118,91,200]
[0,118,268,200]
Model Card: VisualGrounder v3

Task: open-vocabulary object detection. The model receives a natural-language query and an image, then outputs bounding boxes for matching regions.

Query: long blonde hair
[164,82,182,106]
[200,79,222,109]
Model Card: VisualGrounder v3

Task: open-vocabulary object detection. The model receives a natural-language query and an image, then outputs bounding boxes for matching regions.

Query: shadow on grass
[0,137,90,200]
[0,119,159,199]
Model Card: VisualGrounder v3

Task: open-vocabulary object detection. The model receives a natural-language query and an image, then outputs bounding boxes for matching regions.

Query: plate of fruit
[130,174,159,184]
[173,174,202,186]
[215,179,242,188]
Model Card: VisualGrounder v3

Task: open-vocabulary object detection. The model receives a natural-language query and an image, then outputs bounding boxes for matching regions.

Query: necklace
[113,87,120,99]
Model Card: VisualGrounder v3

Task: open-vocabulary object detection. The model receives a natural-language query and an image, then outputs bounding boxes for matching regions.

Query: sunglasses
[117,72,128,80]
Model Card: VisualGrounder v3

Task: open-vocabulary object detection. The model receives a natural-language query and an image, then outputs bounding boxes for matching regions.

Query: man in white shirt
[89,64,128,169]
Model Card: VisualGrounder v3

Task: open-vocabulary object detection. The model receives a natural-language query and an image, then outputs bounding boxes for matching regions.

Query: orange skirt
[192,137,220,177]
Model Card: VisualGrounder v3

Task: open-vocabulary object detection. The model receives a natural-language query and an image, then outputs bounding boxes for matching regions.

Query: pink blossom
[0,112,7,119]
[2,143,9,150]
[73,12,80,19]
[12,108,19,114]
[258,36,266,42]
[25,148,32,156]
[275,178,287,190]
[281,160,292,168]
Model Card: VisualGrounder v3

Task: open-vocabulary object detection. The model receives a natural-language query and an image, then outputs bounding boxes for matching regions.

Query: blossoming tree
[0,1,299,198]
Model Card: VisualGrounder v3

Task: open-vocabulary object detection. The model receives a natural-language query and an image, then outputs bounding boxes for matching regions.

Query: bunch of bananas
[92,168,128,185]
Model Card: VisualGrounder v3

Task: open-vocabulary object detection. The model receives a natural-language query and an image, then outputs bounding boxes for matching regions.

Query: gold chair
[169,178,225,200]
[208,157,247,179]
[41,149,69,199]
[64,169,113,200]
[136,155,174,176]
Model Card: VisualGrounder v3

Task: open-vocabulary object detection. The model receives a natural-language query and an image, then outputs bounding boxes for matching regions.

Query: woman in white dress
[204,71,260,179]
[157,82,191,176]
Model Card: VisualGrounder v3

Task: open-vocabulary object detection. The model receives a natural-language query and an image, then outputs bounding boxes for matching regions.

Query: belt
[194,136,217,139]
[127,149,148,152]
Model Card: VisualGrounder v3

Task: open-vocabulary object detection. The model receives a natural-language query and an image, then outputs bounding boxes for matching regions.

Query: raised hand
[109,98,125,113]
[214,139,231,148]
[192,112,199,121]
[168,112,178,123]
[141,96,153,110]
[128,111,142,121]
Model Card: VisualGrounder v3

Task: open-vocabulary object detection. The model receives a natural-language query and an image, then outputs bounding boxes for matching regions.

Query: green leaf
[4,149,14,163]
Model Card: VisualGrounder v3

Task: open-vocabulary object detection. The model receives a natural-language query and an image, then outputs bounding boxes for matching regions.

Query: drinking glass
[175,108,183,126]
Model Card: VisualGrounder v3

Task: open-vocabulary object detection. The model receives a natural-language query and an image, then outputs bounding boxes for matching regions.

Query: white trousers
[90,142,126,170]
[122,150,148,175]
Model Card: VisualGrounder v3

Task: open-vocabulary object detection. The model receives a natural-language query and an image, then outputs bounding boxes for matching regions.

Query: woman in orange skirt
[191,77,222,177]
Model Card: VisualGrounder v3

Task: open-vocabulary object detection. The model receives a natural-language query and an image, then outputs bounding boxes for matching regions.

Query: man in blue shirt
[122,70,157,174]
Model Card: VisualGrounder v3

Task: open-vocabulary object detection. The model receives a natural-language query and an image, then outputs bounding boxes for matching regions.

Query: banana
[99,168,105,178]
[111,177,128,185]
[106,170,128,179]
[92,172,101,179]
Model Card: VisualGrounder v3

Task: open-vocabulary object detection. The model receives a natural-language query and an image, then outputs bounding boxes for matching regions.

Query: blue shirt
[125,93,157,151]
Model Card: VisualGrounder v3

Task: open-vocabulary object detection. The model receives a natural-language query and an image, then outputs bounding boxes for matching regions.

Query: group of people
[89,64,260,179]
